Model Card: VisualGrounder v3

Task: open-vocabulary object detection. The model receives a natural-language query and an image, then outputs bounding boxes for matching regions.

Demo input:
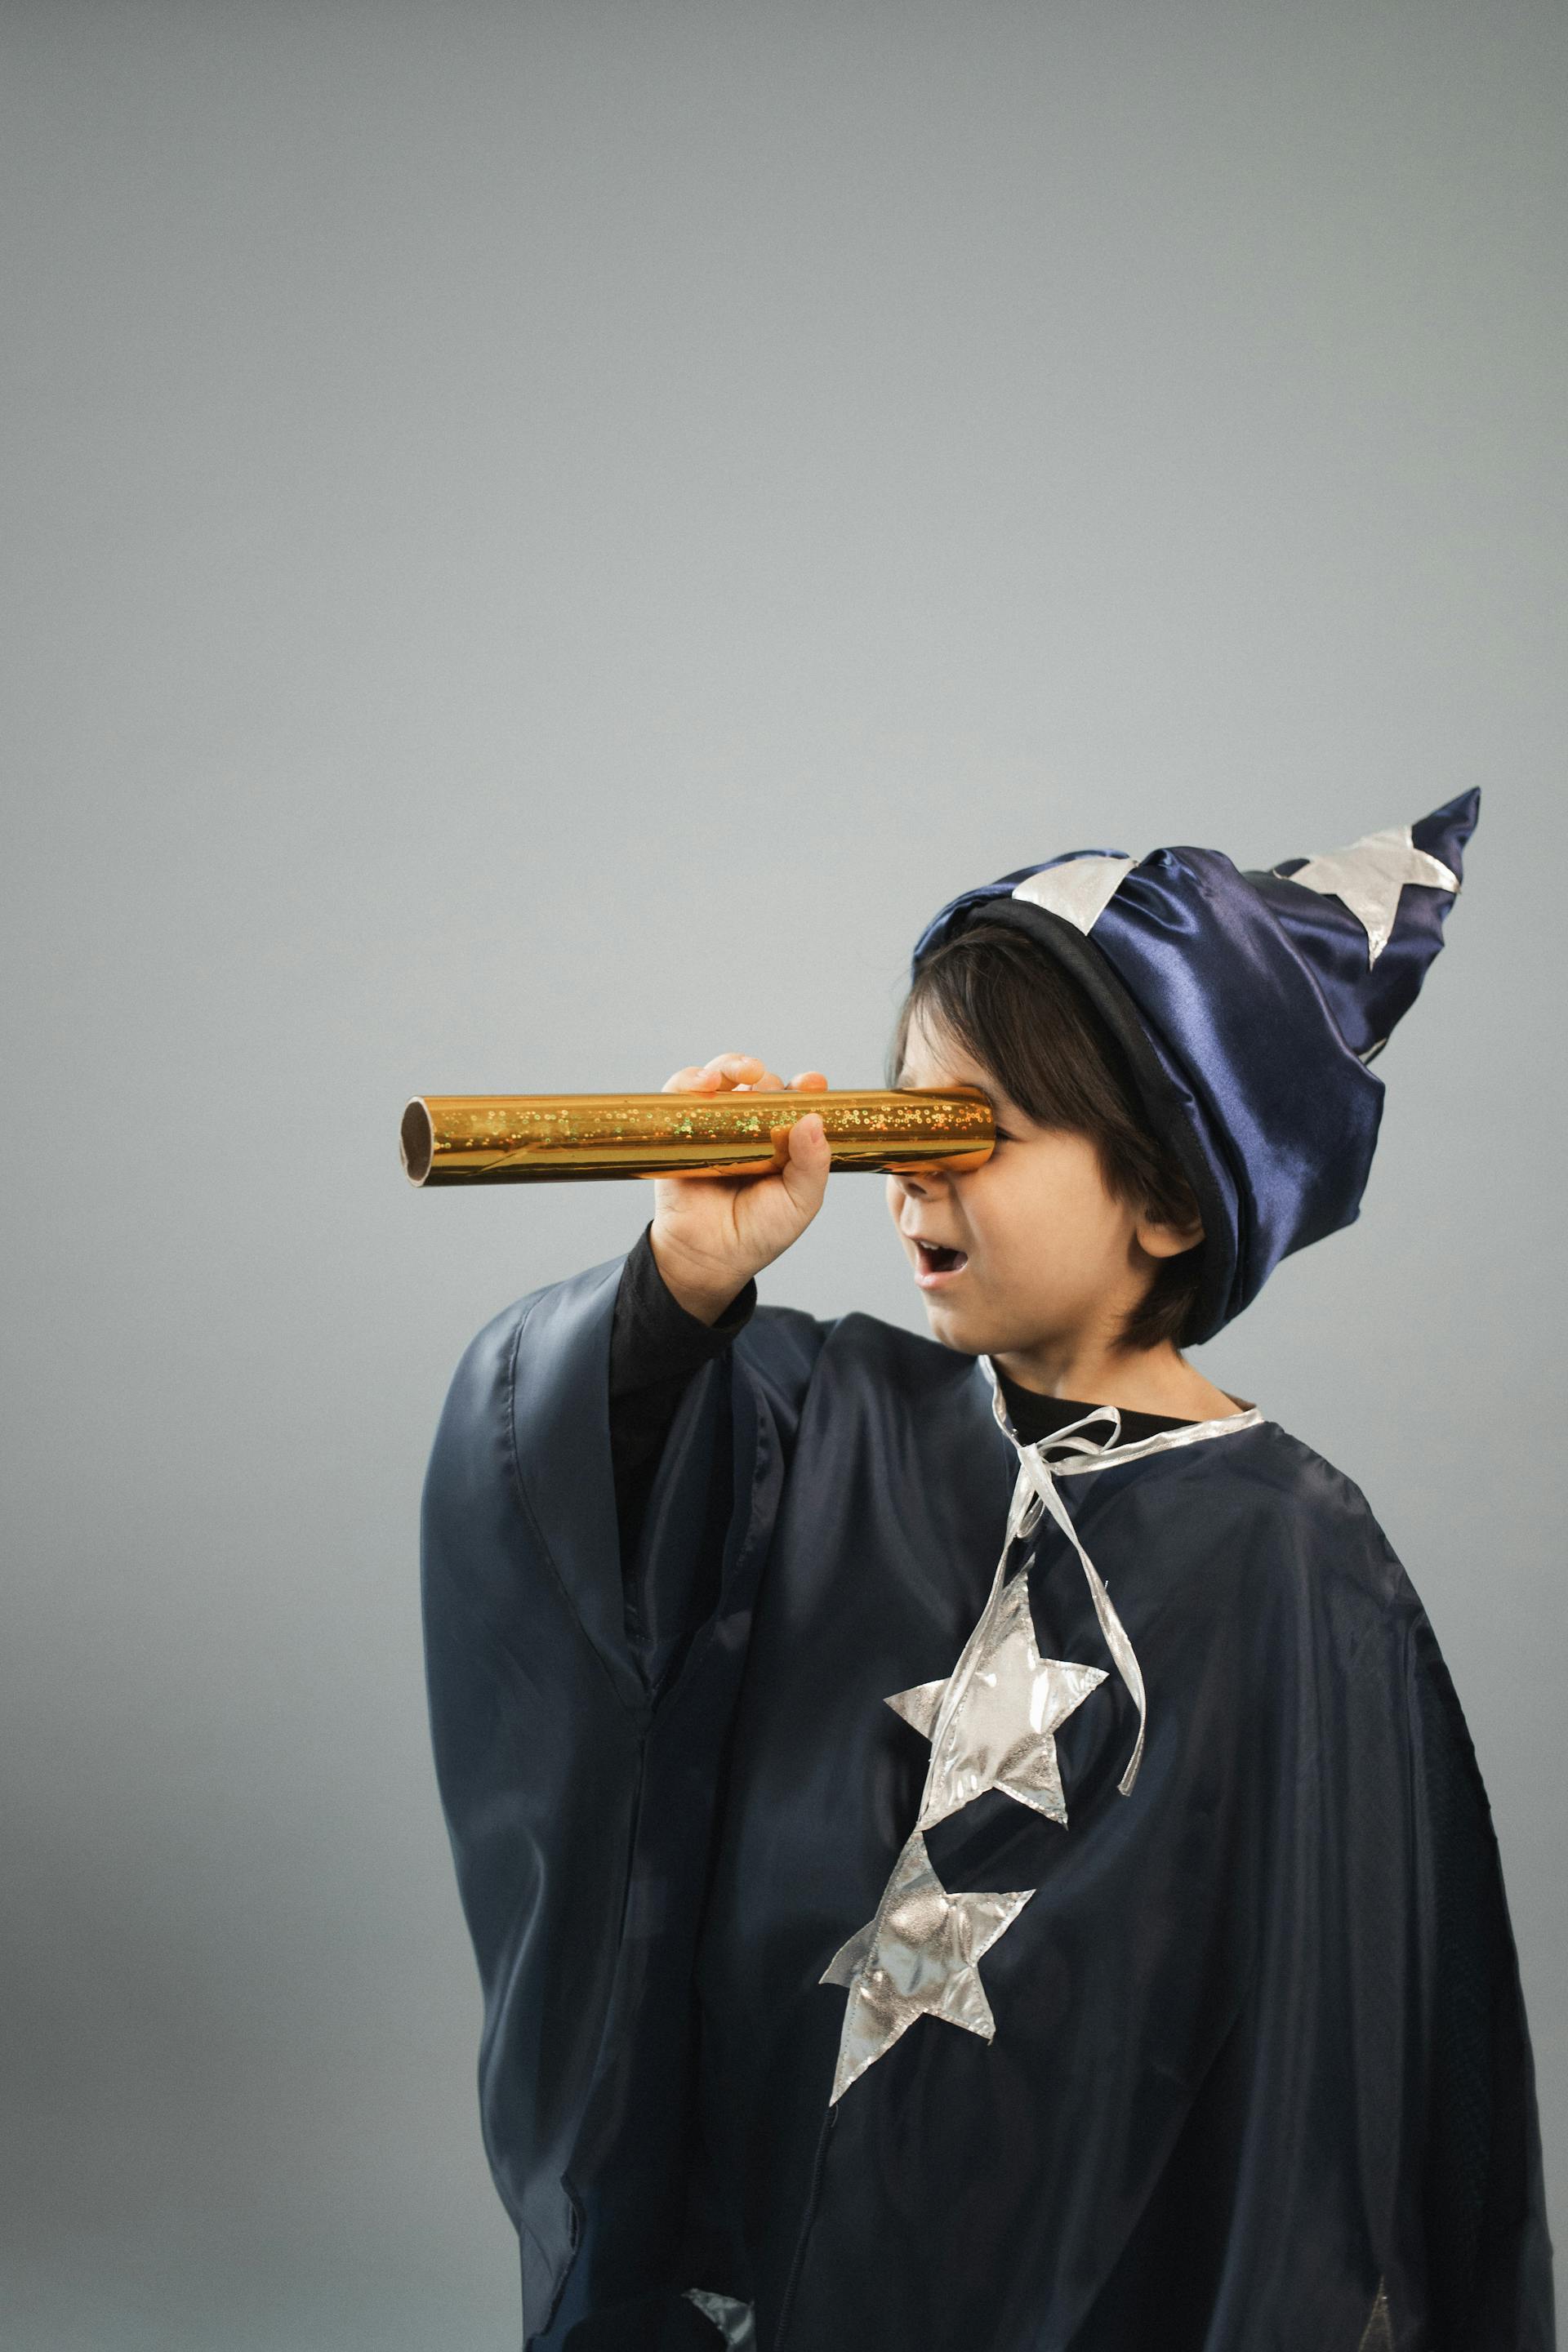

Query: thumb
[779,1110,831,1207]
[791,1108,831,1159]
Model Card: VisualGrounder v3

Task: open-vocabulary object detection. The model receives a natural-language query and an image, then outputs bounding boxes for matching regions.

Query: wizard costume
[420,789,1555,2350]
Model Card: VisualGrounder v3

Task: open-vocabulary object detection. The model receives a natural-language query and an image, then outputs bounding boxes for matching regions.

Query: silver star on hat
[1010,852,1134,934]
[888,1566,1108,1831]
[1282,823,1459,965]
[819,1829,1033,2101]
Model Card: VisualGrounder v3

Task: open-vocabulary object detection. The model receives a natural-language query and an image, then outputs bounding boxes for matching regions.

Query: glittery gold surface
[400,1088,994,1185]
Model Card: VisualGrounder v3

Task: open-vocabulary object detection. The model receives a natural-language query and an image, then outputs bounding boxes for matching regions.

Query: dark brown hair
[886,919,1205,1352]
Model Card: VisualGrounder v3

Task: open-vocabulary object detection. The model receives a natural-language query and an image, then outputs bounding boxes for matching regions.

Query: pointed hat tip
[1412,786,1481,883]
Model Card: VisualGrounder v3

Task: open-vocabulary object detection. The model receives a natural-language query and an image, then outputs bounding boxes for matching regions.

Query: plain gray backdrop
[3,4,1563,2346]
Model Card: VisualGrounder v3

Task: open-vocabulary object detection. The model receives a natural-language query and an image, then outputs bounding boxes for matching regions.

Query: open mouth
[913,1239,969,1283]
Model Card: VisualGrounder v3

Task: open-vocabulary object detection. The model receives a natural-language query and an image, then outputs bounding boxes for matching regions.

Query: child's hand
[650,1054,831,1321]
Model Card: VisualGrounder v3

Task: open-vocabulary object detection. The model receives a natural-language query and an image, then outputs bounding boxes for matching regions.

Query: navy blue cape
[420,1254,1553,2351]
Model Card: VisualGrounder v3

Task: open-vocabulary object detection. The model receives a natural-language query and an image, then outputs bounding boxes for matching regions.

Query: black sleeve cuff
[610,1221,758,1399]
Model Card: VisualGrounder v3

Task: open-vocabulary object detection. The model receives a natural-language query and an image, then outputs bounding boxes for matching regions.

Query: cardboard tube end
[400,1100,434,1185]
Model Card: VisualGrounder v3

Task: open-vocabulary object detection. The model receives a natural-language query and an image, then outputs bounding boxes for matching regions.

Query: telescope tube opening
[400,1100,434,1185]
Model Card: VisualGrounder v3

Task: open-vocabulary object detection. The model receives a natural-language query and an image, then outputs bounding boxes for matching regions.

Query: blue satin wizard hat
[909,790,1479,1343]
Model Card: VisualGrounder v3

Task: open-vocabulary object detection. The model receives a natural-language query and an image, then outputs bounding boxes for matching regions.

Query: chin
[920,1298,991,1353]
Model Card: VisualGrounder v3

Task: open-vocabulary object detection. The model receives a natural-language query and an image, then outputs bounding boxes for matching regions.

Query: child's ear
[1135,1206,1205,1260]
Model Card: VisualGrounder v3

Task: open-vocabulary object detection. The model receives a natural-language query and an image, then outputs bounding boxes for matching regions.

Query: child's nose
[892,1165,951,1200]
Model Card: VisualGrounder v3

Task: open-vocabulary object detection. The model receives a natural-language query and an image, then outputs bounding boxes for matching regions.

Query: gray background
[3,3,1563,2345]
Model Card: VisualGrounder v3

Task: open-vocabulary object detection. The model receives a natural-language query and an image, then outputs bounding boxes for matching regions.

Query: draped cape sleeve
[418,1255,824,2341]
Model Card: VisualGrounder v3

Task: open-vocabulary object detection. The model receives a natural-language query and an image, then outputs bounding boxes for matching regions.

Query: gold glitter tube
[400,1089,995,1186]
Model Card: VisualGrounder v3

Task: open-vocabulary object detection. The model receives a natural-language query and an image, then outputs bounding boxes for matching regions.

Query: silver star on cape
[887,1566,1108,1831]
[1282,823,1459,965]
[819,1829,1033,2101]
[684,2288,756,2347]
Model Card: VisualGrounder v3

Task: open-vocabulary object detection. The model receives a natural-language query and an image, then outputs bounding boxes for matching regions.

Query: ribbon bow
[987,1386,1149,1797]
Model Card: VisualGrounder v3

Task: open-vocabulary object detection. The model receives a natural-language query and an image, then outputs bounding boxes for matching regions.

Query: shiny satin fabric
[906,791,1479,1342]
[421,1258,1553,2352]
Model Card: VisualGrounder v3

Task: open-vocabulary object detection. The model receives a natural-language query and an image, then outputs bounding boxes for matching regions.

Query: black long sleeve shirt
[608,1221,1196,1570]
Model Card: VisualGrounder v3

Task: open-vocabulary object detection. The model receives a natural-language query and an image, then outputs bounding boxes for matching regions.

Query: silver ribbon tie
[984,1369,1263,1796]
[991,1387,1150,1797]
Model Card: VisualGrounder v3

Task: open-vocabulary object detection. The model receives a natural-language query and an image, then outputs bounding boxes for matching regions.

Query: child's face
[886,1006,1183,1368]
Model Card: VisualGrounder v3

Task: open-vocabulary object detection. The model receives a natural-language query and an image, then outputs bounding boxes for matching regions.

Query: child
[421,790,1553,2352]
